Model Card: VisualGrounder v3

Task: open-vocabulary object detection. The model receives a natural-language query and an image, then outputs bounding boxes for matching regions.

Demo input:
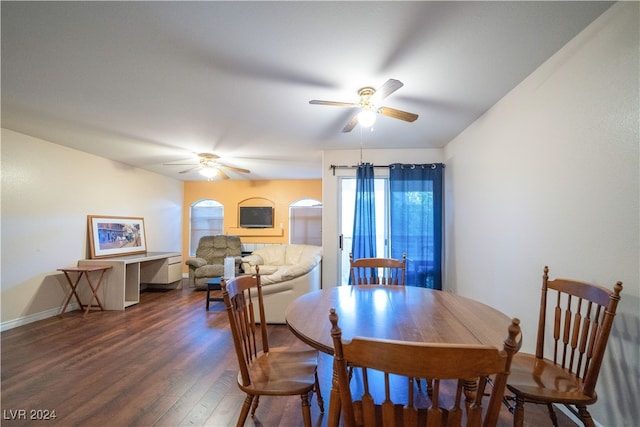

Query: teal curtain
[350,163,377,271]
[389,163,443,289]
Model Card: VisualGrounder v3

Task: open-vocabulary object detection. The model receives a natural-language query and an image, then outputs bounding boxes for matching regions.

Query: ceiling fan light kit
[357,109,377,128]
[199,167,218,178]
[309,78,418,132]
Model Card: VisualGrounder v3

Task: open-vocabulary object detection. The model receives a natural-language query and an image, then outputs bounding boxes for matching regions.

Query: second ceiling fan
[163,153,250,179]
[309,79,418,132]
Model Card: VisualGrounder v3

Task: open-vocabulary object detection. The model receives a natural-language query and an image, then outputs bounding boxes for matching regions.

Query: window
[289,199,322,245]
[189,199,223,255]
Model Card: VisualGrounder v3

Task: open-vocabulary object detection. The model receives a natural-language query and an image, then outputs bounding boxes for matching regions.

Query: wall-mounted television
[239,206,273,228]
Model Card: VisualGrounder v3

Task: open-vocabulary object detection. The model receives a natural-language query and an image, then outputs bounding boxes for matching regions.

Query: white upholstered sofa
[241,244,322,323]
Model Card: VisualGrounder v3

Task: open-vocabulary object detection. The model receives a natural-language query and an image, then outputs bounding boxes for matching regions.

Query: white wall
[444,3,639,426]
[1,129,184,329]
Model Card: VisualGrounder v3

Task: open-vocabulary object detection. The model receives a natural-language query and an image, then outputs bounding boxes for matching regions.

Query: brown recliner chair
[185,235,242,289]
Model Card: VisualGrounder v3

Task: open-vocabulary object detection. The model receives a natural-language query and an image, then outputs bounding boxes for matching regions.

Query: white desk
[78,252,182,310]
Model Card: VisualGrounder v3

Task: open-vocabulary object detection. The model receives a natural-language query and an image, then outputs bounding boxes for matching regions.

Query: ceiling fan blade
[309,100,358,108]
[216,169,230,180]
[165,152,219,165]
[163,162,198,166]
[374,79,404,101]
[342,114,359,133]
[378,106,419,122]
[179,165,203,174]
[219,164,251,174]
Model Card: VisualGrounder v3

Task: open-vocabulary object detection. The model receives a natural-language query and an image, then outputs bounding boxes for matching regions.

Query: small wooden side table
[205,277,222,310]
[57,265,112,317]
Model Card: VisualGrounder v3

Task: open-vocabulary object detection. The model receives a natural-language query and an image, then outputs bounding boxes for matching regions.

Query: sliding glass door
[338,163,443,288]
[338,177,388,285]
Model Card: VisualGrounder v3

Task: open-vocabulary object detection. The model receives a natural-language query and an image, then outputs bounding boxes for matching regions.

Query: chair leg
[237,394,254,427]
[576,405,596,427]
[314,372,325,412]
[250,395,260,417]
[513,395,525,427]
[502,394,516,414]
[546,403,559,427]
[300,393,312,427]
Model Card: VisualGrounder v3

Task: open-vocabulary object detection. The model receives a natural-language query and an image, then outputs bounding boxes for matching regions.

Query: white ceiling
[1,1,613,181]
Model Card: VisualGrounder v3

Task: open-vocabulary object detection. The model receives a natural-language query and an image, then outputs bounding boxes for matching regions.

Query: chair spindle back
[536,265,623,395]
[329,308,521,426]
[222,267,268,387]
[350,253,407,286]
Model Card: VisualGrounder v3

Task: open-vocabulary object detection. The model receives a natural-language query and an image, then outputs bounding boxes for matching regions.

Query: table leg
[206,279,223,310]
[82,269,107,316]
[59,271,84,317]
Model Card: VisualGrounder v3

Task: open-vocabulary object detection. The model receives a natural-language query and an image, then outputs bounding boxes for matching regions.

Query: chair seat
[240,347,319,395]
[506,353,598,405]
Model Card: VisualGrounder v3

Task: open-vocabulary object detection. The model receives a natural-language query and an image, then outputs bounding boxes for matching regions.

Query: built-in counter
[78,252,182,310]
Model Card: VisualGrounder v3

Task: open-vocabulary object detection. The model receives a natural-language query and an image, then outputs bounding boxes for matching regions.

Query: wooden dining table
[285,285,514,427]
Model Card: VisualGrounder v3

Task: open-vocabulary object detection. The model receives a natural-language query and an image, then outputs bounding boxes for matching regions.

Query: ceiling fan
[309,79,419,132]
[163,153,250,179]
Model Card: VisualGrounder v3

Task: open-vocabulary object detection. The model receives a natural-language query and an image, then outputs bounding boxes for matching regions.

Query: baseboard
[0,303,80,332]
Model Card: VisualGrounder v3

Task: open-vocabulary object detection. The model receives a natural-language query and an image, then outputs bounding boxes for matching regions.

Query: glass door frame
[337,175,390,285]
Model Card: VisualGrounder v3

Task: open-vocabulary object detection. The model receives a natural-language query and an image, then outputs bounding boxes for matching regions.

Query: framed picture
[88,215,147,259]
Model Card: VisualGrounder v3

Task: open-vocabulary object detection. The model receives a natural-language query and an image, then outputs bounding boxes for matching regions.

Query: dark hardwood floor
[1,282,578,426]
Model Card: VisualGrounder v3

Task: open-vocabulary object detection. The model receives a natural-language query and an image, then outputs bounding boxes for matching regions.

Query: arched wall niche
[238,197,275,208]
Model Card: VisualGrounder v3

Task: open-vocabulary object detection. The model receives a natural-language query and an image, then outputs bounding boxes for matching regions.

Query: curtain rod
[329,163,444,176]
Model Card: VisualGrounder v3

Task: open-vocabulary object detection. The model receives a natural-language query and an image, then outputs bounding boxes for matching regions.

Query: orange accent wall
[182,179,322,270]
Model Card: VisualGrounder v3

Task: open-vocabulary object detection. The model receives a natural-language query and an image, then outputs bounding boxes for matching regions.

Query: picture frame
[88,215,147,259]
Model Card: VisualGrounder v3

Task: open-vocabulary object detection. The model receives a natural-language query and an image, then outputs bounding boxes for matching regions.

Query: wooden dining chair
[222,267,324,426]
[349,252,407,285]
[329,308,522,427]
[504,266,623,427]
[348,252,409,379]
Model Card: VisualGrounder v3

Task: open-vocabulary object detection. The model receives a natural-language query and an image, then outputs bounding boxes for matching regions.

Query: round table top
[285,285,512,355]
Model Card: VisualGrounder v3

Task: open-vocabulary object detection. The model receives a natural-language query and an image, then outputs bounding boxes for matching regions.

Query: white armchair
[241,244,322,323]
